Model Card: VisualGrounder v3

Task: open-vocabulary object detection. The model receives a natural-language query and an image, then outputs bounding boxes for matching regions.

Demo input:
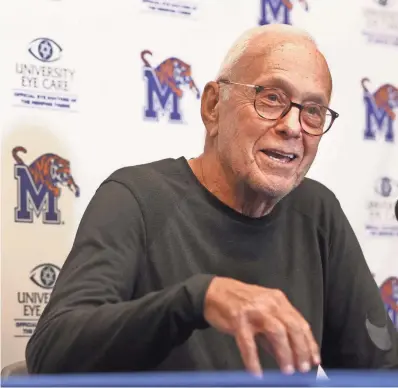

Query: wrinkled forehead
[238,41,332,102]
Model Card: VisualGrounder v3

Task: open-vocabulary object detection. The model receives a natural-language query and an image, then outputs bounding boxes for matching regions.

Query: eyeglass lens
[254,89,332,135]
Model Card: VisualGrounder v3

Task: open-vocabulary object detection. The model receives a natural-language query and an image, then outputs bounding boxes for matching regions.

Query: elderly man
[26,24,398,375]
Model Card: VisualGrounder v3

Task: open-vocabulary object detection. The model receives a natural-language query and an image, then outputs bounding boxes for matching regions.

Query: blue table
[2,370,398,387]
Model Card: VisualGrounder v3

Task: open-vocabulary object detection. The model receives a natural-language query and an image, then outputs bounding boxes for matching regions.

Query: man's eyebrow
[301,91,329,106]
[259,77,328,106]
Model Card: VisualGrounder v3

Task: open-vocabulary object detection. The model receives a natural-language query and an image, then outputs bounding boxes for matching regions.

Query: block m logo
[15,164,60,224]
[259,0,308,25]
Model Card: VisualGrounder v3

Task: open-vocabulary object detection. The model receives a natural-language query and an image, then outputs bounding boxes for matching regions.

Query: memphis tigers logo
[362,78,398,143]
[141,50,200,123]
[380,277,398,329]
[13,146,80,224]
[259,0,308,25]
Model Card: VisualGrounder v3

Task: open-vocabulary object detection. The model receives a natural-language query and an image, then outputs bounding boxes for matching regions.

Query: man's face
[215,41,332,198]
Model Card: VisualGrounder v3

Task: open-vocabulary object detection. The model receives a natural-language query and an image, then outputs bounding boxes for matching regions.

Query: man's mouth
[261,149,298,164]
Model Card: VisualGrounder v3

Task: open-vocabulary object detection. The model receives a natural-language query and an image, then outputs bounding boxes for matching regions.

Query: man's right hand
[203,277,320,376]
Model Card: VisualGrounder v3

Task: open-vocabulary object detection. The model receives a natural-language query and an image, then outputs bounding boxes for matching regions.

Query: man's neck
[188,153,277,218]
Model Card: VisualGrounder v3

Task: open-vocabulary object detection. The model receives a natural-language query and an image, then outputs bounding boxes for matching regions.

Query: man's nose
[274,106,302,138]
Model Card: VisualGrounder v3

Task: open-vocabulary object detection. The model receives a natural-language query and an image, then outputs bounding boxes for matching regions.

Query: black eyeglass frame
[218,79,339,136]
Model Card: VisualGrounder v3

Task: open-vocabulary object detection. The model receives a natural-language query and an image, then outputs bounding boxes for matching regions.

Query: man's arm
[321,198,398,370]
[26,180,214,373]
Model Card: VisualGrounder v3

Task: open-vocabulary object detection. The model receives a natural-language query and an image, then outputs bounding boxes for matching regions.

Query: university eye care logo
[15,263,61,338]
[14,37,78,111]
[142,50,200,123]
[362,78,398,143]
[13,146,80,225]
[259,0,308,25]
[365,177,398,236]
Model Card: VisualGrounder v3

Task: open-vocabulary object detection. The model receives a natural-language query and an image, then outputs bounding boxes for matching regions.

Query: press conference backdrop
[0,0,397,370]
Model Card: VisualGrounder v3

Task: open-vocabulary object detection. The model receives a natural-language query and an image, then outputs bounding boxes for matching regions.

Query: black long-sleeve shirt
[26,157,398,373]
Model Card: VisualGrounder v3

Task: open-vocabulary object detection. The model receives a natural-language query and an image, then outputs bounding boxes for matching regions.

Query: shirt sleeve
[321,197,398,370]
[25,180,215,373]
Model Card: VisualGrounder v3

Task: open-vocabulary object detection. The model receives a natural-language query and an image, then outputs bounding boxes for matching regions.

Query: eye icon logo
[374,177,398,198]
[29,263,61,289]
[28,38,62,63]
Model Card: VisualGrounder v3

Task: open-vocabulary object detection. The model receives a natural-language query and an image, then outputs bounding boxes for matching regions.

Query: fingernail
[313,354,321,365]
[283,365,295,375]
[300,361,311,372]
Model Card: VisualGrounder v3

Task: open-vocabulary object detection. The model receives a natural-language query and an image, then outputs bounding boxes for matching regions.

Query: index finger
[235,321,263,377]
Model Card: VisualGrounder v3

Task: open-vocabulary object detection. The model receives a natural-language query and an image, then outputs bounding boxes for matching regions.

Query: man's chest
[136,212,325,340]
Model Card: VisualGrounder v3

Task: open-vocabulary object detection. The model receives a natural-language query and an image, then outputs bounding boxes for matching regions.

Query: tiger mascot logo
[380,277,398,329]
[12,146,80,198]
[141,50,200,99]
[362,78,398,121]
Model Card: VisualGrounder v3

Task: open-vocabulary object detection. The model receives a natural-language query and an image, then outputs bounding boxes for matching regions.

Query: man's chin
[255,174,298,198]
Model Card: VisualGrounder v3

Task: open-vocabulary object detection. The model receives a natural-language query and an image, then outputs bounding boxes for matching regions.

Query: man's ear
[201,81,220,137]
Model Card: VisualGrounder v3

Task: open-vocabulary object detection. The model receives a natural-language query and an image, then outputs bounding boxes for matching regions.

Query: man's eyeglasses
[218,80,339,136]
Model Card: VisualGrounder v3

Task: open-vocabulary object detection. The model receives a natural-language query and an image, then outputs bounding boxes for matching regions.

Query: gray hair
[217,24,317,100]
